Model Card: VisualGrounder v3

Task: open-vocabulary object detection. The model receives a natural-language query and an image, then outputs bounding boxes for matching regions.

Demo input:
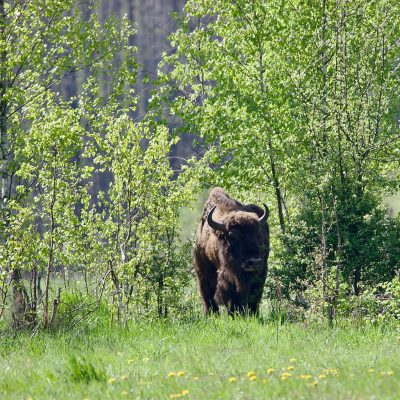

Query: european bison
[194,188,269,315]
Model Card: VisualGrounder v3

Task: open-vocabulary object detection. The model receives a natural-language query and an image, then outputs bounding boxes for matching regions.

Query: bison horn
[258,204,269,224]
[207,206,227,232]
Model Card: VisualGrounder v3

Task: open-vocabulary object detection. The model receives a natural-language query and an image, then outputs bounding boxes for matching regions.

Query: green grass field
[1,317,400,399]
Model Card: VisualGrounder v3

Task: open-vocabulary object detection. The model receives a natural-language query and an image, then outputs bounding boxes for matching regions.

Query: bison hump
[208,187,242,213]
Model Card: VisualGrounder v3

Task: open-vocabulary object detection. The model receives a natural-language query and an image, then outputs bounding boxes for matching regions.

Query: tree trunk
[11,269,26,329]
[257,25,286,234]
[353,268,360,296]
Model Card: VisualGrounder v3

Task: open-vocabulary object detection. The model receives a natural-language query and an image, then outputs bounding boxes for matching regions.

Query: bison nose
[243,258,262,272]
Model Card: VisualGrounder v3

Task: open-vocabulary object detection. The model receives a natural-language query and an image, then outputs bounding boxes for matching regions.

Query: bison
[194,187,270,315]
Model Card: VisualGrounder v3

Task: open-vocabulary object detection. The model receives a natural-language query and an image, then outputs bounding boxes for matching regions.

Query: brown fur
[194,188,270,315]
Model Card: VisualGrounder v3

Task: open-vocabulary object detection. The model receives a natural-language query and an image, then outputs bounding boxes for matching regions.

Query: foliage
[0,0,200,329]
[272,202,400,298]
[156,0,400,320]
[336,278,400,324]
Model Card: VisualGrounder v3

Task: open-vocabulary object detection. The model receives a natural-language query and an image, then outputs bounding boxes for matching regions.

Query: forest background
[0,0,399,331]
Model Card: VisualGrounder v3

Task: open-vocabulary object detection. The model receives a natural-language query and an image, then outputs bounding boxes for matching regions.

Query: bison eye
[227,231,239,243]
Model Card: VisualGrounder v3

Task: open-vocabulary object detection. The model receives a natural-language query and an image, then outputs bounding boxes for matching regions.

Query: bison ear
[259,204,269,224]
[207,205,227,232]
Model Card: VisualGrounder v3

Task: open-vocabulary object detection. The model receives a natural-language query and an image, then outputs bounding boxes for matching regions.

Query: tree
[157,0,400,319]
[155,0,295,233]
[0,0,137,327]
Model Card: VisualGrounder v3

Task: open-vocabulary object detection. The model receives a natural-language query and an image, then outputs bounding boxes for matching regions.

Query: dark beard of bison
[213,237,265,311]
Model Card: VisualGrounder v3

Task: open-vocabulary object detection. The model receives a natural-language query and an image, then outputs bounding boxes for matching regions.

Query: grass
[0,317,400,399]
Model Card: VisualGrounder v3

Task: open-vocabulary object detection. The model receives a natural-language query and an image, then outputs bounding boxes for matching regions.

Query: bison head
[207,205,269,273]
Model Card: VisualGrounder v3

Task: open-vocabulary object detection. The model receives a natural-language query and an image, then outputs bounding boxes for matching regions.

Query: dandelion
[287,365,295,371]
[382,371,395,376]
[281,372,291,381]
[330,369,338,375]
[267,368,275,375]
[228,377,238,383]
[169,394,181,399]
[290,358,297,363]
[318,374,327,379]
[108,377,116,384]
[168,372,176,378]
[299,374,312,380]
[249,375,257,381]
[247,371,256,377]
[181,390,189,396]
[177,371,185,377]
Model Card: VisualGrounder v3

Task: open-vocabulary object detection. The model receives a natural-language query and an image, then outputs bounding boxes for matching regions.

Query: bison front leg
[197,275,219,314]
[194,254,219,314]
[247,271,268,315]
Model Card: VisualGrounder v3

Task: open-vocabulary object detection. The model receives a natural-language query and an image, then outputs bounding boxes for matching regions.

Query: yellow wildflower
[299,374,312,380]
[127,359,134,364]
[385,371,395,376]
[249,375,257,381]
[177,371,185,377]
[310,380,318,387]
[281,372,291,381]
[181,390,189,396]
[287,365,295,371]
[247,371,256,377]
[168,372,176,378]
[318,374,327,379]
[193,376,199,381]
[267,368,275,374]
[108,377,116,384]
[228,377,238,383]
[169,394,181,399]
[290,358,297,363]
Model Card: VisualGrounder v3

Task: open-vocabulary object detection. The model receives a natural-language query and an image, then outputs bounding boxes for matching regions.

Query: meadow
[1,317,399,400]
